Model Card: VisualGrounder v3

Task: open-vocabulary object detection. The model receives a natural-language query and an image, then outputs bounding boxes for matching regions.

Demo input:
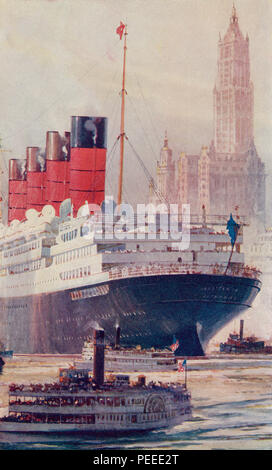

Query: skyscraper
[150,6,266,223]
[213,5,253,154]
[209,5,265,220]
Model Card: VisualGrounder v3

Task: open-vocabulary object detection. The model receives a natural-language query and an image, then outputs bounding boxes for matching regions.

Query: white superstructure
[0,204,259,300]
[75,340,178,372]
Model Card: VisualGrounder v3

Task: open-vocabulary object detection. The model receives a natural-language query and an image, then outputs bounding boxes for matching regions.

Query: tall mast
[117,24,127,206]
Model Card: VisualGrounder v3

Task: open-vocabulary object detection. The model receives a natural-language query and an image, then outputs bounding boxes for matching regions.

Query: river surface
[0,355,272,450]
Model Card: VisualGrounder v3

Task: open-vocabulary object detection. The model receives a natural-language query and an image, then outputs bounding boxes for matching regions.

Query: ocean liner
[0,192,261,356]
[0,23,262,356]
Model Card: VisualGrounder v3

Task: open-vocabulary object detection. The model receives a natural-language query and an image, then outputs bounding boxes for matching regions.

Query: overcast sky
[0,0,271,344]
[0,0,271,204]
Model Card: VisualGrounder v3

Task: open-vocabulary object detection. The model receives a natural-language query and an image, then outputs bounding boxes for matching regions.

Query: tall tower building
[213,5,254,154]
[209,5,265,221]
[154,6,265,223]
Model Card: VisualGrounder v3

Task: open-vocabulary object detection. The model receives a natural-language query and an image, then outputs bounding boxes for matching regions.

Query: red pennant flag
[170,339,179,352]
[116,22,125,40]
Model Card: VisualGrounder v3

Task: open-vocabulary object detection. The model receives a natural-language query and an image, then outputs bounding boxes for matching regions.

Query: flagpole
[224,215,240,275]
[117,24,127,207]
[224,242,235,275]
[224,230,238,275]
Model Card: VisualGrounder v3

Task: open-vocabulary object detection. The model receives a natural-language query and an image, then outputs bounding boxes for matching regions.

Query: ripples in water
[0,355,272,450]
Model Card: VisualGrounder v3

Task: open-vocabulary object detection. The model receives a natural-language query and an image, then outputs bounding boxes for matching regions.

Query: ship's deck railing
[82,346,175,357]
[8,381,187,397]
[107,263,261,281]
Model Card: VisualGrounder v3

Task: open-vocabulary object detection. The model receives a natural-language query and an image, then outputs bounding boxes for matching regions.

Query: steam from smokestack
[61,132,70,161]
[85,320,104,332]
[37,153,46,172]
[20,160,26,178]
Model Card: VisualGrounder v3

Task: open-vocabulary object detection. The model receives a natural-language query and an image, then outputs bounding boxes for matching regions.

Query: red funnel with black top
[70,116,107,213]
[45,131,70,215]
[26,147,46,212]
[8,159,27,222]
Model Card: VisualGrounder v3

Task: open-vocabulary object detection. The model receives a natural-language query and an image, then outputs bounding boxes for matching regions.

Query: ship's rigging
[110,23,170,209]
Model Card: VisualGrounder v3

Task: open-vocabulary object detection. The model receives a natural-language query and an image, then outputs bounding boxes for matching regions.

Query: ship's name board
[70,284,109,301]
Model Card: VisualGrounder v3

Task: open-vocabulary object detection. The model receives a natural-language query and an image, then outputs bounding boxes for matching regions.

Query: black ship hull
[0,273,261,356]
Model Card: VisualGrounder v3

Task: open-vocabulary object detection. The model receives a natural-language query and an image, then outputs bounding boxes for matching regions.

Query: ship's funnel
[26,147,40,172]
[93,328,105,387]
[8,159,27,222]
[46,131,62,161]
[69,116,108,212]
[71,116,107,149]
[9,159,26,181]
[26,147,46,211]
[45,131,70,214]
[115,324,121,350]
[240,319,244,341]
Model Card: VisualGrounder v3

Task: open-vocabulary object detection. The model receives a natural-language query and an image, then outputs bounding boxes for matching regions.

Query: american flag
[170,338,179,352]
[178,359,187,372]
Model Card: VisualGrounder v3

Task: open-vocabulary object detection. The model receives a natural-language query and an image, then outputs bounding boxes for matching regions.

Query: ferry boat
[74,325,178,372]
[0,24,262,357]
[0,330,192,433]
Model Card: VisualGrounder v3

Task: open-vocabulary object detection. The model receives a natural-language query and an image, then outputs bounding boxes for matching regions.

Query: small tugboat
[220,319,272,354]
[0,329,192,433]
[75,325,178,372]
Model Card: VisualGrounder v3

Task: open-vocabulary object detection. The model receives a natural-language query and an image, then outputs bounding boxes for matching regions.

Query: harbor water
[0,355,272,450]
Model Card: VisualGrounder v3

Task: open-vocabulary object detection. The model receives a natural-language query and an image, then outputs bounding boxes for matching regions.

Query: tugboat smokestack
[93,328,105,386]
[240,319,244,341]
[115,324,121,350]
